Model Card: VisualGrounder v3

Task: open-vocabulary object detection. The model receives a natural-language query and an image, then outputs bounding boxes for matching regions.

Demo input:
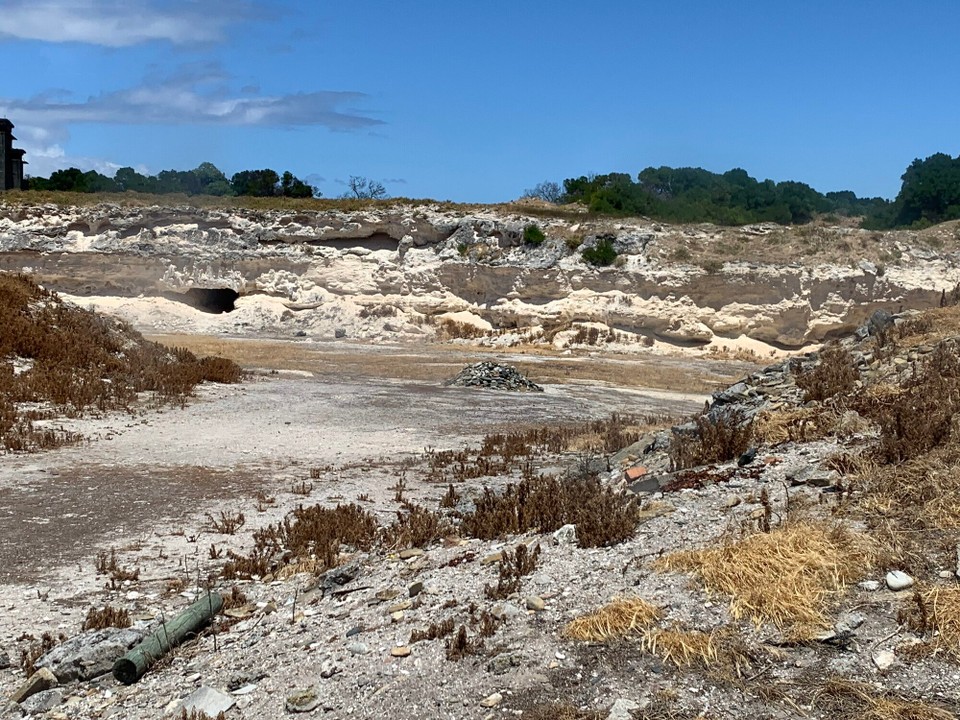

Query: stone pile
[443,362,544,392]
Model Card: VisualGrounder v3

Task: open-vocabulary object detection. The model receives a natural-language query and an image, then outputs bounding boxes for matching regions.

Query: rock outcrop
[1,201,958,351]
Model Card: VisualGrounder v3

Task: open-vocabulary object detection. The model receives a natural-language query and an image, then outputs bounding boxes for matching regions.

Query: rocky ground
[4,305,960,719]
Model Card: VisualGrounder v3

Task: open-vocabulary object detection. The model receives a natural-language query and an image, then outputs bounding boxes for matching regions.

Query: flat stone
[36,627,145,682]
[608,698,641,720]
[390,611,405,622]
[20,688,62,715]
[552,524,578,546]
[285,687,322,713]
[408,582,424,597]
[391,646,411,658]
[872,650,896,671]
[480,692,503,708]
[388,600,412,613]
[481,552,503,566]
[525,596,545,611]
[399,549,423,559]
[180,686,235,717]
[10,668,58,704]
[375,589,400,602]
[885,570,914,591]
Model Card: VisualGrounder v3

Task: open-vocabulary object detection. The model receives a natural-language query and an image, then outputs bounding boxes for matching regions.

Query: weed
[291,480,313,496]
[19,631,66,675]
[178,709,227,720]
[795,344,858,403]
[582,238,618,267]
[94,548,140,582]
[221,586,249,611]
[81,605,131,631]
[669,408,754,471]
[205,510,245,535]
[409,617,455,644]
[485,543,540,599]
[383,503,450,550]
[461,475,639,547]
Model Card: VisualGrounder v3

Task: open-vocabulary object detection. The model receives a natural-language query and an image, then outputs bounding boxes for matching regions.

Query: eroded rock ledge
[1,202,958,352]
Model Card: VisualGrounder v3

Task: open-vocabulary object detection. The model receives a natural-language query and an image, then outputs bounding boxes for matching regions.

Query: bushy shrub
[523,224,546,246]
[582,238,618,267]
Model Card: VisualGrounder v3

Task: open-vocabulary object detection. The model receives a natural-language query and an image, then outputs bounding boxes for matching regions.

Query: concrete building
[0,119,27,191]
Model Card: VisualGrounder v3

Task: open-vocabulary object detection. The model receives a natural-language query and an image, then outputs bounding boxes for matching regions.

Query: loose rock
[885,570,914,591]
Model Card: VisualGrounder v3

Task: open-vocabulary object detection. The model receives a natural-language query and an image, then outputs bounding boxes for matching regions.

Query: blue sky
[0,0,957,202]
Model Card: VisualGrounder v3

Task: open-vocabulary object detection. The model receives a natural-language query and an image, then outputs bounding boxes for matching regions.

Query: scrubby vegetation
[0,273,242,451]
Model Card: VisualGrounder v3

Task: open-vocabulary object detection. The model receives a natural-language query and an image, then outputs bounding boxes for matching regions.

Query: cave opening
[170,287,240,314]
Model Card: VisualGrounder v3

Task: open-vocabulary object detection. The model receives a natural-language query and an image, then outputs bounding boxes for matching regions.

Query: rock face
[444,362,544,392]
[1,202,958,350]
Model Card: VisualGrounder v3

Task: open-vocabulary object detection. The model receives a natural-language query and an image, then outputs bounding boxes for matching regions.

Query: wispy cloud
[0,0,255,47]
[0,65,383,131]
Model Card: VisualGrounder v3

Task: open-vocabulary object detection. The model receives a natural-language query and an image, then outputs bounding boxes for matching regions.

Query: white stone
[552,524,578,546]
[608,698,640,720]
[872,650,896,671]
[179,686,235,716]
[885,570,914,591]
[858,580,881,591]
[480,693,502,708]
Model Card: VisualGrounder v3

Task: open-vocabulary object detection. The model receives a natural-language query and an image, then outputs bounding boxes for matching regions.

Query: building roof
[0,118,13,131]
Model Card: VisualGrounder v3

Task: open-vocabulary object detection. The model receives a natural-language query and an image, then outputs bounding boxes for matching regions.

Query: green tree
[280,170,315,198]
[230,169,281,197]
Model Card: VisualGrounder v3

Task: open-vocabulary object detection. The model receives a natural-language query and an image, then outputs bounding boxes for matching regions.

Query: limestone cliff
[1,201,958,353]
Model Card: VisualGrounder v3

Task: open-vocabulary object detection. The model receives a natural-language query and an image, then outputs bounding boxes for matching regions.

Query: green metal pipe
[113,591,223,684]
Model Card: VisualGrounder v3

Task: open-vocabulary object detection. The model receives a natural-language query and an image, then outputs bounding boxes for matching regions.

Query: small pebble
[885,570,914,591]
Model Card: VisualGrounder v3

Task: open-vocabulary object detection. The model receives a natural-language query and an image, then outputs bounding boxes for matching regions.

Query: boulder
[35,627,145,682]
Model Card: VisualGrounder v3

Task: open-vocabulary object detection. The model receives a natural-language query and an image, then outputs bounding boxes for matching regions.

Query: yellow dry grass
[852,443,960,530]
[640,627,748,671]
[656,523,874,638]
[906,586,960,658]
[754,406,841,445]
[563,596,661,642]
[817,678,955,720]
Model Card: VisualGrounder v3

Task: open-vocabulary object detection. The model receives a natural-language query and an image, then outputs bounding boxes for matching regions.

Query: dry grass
[0,273,241,451]
[656,523,874,638]
[794,343,858,403]
[814,678,956,720]
[563,596,661,642]
[640,627,750,671]
[754,406,842,445]
[899,586,960,658]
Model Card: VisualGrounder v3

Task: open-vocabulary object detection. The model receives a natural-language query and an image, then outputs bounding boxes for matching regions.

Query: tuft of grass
[563,596,661,642]
[754,406,842,446]
[814,678,955,720]
[640,626,750,671]
[656,523,874,639]
[485,543,540,600]
[899,586,960,658]
[523,223,546,246]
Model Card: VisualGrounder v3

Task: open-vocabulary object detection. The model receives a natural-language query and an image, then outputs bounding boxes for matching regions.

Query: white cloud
[0,65,382,131]
[0,0,254,46]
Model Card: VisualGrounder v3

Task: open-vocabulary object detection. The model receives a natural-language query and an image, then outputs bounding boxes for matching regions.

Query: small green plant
[457,242,469,256]
[565,235,584,250]
[582,238,618,267]
[523,224,546,246]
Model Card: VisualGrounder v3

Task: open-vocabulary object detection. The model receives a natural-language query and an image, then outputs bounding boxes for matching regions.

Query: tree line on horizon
[527,152,960,230]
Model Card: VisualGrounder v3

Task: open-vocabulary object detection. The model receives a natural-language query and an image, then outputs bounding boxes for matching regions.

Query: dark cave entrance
[169,287,240,314]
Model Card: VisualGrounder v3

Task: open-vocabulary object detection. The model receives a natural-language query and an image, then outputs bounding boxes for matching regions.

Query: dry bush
[485,543,540,599]
[178,709,227,720]
[358,304,398,319]
[205,510,245,534]
[438,319,489,340]
[445,625,482,661]
[795,344,858,403]
[669,408,754,471]
[656,523,874,639]
[460,475,639,547]
[814,678,955,720]
[852,442,960,530]
[382,503,451,550]
[221,586,249,611]
[81,605,131,631]
[563,596,661,642]
[0,272,241,451]
[222,503,377,579]
[94,548,140,583]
